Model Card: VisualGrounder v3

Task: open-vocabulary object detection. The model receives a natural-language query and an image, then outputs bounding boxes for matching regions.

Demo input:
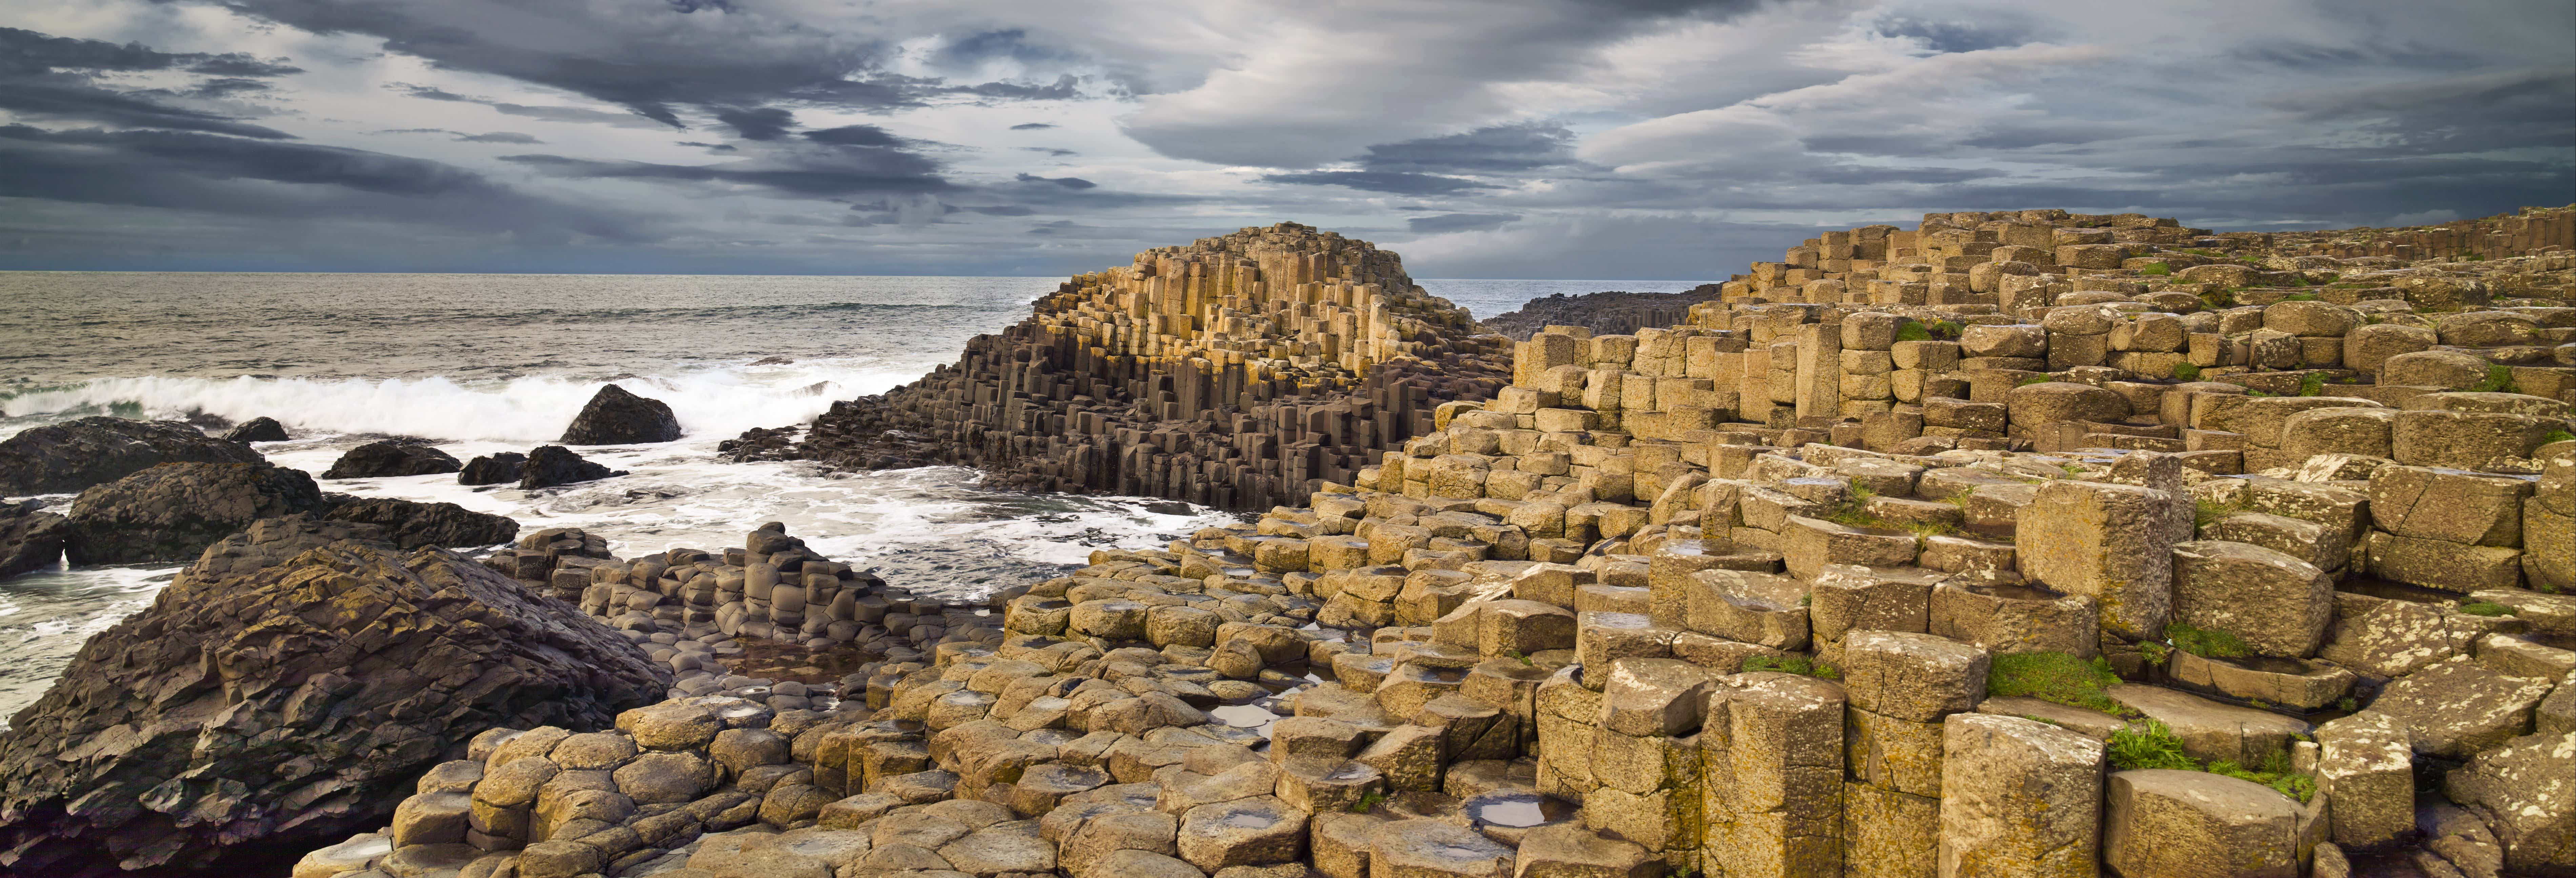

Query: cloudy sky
[0,0,2568,279]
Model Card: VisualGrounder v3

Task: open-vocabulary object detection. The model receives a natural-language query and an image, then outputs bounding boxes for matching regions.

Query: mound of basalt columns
[729,222,1512,512]
[296,206,2576,878]
[480,524,971,663]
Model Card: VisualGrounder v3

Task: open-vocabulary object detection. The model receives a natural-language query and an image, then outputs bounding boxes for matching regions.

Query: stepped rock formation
[741,223,1511,510]
[277,204,2576,878]
[1478,286,1721,341]
[0,540,669,877]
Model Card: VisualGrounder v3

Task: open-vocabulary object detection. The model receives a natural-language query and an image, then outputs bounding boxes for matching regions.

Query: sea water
[0,271,1694,720]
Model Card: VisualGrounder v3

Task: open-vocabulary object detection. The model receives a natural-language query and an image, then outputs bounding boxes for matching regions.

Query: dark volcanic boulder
[0,541,671,876]
[519,445,620,489]
[457,451,526,486]
[320,496,518,549]
[65,463,324,564]
[0,417,264,496]
[319,441,462,479]
[559,384,682,445]
[219,417,289,443]
[1,501,70,578]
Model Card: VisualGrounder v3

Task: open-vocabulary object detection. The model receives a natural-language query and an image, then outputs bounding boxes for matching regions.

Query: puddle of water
[1208,703,1281,737]
[1466,792,1577,828]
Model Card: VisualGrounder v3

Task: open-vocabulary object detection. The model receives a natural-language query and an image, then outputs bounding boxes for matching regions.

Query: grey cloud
[1261,171,1498,194]
[0,27,299,139]
[503,146,953,197]
[715,106,797,141]
[1021,146,1077,157]
[1359,123,1575,174]
[456,131,542,143]
[0,124,650,242]
[1407,212,1521,233]
[1015,172,1096,189]
[803,124,909,147]
[1009,122,1057,130]
[179,0,1087,130]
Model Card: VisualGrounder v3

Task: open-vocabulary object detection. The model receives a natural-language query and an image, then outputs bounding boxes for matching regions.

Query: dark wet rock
[182,513,394,580]
[320,496,519,549]
[65,463,324,564]
[457,452,526,486]
[561,385,683,445]
[0,542,670,877]
[519,445,622,490]
[0,500,70,579]
[221,417,289,444]
[320,441,462,480]
[0,417,265,496]
[1478,286,1721,341]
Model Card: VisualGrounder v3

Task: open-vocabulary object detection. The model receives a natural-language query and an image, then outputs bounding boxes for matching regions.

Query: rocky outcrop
[1,500,70,578]
[745,223,1511,511]
[458,451,526,486]
[520,445,621,489]
[65,462,325,564]
[1478,286,1720,341]
[0,541,671,877]
[320,496,520,549]
[220,417,289,443]
[320,440,462,479]
[562,385,684,445]
[0,417,264,496]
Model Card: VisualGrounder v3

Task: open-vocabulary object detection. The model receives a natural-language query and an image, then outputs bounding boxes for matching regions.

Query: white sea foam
[0,358,933,444]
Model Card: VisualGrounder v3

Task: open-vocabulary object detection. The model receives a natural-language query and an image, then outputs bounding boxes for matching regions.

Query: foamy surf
[0,357,934,444]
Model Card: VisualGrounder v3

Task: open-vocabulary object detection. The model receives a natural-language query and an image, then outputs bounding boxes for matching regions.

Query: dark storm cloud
[948,75,1081,101]
[1261,171,1497,194]
[1806,165,2006,185]
[1874,17,2033,54]
[1009,123,1057,130]
[1407,212,1520,233]
[387,83,686,129]
[1021,147,1077,157]
[456,131,541,143]
[1015,172,1095,189]
[174,0,1087,129]
[0,124,649,241]
[715,106,796,141]
[503,146,954,197]
[0,26,300,139]
[803,124,909,147]
[1358,123,1575,174]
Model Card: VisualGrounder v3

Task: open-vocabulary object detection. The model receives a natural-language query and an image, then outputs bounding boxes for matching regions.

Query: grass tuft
[2109,720,2196,771]
[1895,321,1932,343]
[2138,262,2172,276]
[2172,362,2202,382]
[1988,652,2129,715]
[2468,364,2520,394]
[1743,655,1841,679]
[2543,429,2575,445]
[2167,620,2254,659]
[2297,373,2328,396]
[2456,600,2516,617]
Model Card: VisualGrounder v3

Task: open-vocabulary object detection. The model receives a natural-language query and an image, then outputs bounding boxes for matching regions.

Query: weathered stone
[2019,479,2176,639]
[1938,714,2104,878]
[2370,655,2555,757]
[1841,631,1988,723]
[2445,730,2576,877]
[2314,713,2413,851]
[0,416,265,495]
[562,384,684,445]
[2104,769,2302,878]
[0,543,666,876]
[2170,540,2334,658]
[1703,672,1845,878]
[1372,818,1515,878]
[1177,796,1306,870]
[66,462,324,564]
[2108,685,2313,765]
[321,440,463,479]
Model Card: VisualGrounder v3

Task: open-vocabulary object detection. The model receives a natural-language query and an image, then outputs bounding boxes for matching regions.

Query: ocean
[0,271,1703,720]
